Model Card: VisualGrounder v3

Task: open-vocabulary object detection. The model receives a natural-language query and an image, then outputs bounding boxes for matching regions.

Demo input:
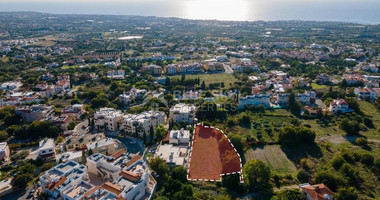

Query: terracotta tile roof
[46,176,67,191]
[84,185,101,199]
[119,170,141,182]
[101,182,122,195]
[125,154,141,167]
[110,149,126,159]
[162,131,170,143]
[301,184,334,200]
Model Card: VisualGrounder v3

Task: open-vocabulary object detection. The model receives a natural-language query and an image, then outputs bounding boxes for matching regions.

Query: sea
[0,0,379,24]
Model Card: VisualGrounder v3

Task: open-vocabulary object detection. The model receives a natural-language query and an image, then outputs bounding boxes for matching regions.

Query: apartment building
[15,104,54,123]
[86,151,156,200]
[94,108,123,132]
[39,161,88,199]
[169,103,196,124]
[120,111,166,138]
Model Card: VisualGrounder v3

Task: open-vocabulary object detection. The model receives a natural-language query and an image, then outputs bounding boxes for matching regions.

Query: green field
[170,73,238,88]
[311,83,327,90]
[245,145,297,174]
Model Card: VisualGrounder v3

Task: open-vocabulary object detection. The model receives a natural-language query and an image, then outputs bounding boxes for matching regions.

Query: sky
[0,0,379,24]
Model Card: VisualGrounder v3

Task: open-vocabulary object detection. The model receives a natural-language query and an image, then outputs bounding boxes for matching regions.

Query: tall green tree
[243,159,271,191]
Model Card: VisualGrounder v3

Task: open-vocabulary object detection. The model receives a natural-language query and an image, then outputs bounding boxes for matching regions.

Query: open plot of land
[188,125,241,181]
[170,73,238,88]
[245,145,297,174]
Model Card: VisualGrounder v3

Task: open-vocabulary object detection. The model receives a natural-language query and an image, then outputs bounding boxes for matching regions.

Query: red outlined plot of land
[187,124,242,182]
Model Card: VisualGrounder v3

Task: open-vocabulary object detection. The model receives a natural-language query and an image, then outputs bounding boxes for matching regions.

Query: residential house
[62,104,85,119]
[85,138,117,155]
[107,70,125,79]
[329,99,352,114]
[168,129,190,145]
[0,81,22,91]
[238,94,270,109]
[0,142,10,162]
[39,138,56,161]
[141,65,162,75]
[300,183,334,200]
[65,133,106,152]
[315,74,331,84]
[354,87,378,100]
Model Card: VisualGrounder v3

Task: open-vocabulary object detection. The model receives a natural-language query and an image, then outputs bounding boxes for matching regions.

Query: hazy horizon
[0,0,380,24]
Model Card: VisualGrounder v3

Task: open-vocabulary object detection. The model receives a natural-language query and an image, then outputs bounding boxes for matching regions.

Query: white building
[86,151,156,200]
[300,183,334,200]
[354,87,378,100]
[169,103,196,124]
[238,94,270,109]
[62,180,94,200]
[0,142,10,162]
[39,161,88,199]
[94,108,123,132]
[119,88,147,106]
[155,144,188,167]
[276,91,316,105]
[329,99,352,114]
[169,129,190,145]
[86,138,117,155]
[39,138,56,161]
[233,58,258,72]
[120,111,166,138]
[56,151,83,163]
[107,70,125,79]
[0,81,22,91]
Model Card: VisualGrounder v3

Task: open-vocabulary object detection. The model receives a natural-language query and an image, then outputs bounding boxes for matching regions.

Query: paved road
[224,64,234,74]
[2,185,36,200]
[74,120,89,135]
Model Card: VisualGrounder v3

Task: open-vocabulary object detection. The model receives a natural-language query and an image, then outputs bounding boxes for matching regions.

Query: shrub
[297,169,310,183]
[355,137,367,146]
[360,153,374,166]
[331,155,345,170]
[300,158,310,170]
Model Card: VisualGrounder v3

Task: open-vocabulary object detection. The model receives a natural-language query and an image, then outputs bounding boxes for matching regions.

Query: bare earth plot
[188,124,242,182]
[245,145,297,174]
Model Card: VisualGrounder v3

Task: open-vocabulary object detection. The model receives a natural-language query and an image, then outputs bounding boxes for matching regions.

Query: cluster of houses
[0,75,71,106]
[15,104,84,130]
[236,69,380,115]
[39,150,156,200]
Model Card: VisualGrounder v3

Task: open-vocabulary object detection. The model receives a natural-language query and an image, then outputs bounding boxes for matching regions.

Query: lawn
[311,83,327,90]
[170,73,238,89]
[357,101,380,140]
[245,145,297,174]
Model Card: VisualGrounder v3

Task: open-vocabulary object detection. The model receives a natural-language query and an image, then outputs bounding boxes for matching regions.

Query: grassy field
[311,83,327,90]
[1,56,9,63]
[245,145,297,174]
[170,73,238,88]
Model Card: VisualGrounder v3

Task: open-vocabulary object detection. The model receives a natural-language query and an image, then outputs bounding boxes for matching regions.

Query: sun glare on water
[184,0,250,21]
